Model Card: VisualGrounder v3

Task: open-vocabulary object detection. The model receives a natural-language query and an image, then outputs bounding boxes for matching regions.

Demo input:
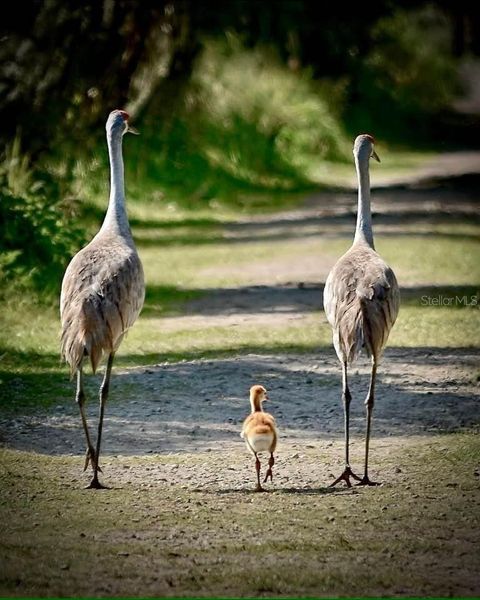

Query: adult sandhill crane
[60,109,144,489]
[323,134,399,487]
[241,385,278,492]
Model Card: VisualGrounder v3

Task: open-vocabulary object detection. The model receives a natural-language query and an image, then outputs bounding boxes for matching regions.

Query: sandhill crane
[240,385,278,492]
[60,109,144,489]
[323,134,399,487]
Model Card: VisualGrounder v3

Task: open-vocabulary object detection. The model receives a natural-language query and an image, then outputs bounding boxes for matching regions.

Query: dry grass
[1,434,479,597]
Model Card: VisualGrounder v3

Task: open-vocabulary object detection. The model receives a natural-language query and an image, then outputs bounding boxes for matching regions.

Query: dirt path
[2,348,477,467]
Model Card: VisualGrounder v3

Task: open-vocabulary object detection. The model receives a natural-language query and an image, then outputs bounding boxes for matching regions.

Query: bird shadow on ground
[273,486,347,496]
[214,486,341,496]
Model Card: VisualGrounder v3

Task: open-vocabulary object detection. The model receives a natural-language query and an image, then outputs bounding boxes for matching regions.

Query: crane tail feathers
[61,296,117,375]
[334,296,364,364]
[334,289,398,365]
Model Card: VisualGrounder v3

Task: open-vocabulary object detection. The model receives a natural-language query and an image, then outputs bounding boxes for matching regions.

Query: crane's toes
[355,476,381,487]
[263,468,273,484]
[86,477,108,490]
[255,484,267,492]
[329,467,362,488]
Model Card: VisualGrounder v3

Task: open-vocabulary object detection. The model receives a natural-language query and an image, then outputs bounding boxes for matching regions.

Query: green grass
[308,149,436,187]
[1,222,479,361]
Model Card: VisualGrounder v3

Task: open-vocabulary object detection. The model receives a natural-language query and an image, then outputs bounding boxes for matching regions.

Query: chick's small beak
[127,124,140,135]
[372,149,380,163]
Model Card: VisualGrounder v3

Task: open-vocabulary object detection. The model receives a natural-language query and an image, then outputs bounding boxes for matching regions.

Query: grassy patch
[0,434,479,597]
[115,315,328,367]
[308,149,436,187]
[1,217,478,413]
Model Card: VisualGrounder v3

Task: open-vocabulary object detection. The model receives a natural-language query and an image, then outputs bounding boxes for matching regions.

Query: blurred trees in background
[1,0,479,295]
[1,0,478,157]
[0,1,180,158]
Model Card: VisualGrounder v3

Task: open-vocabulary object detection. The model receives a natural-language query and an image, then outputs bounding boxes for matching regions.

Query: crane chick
[240,385,278,492]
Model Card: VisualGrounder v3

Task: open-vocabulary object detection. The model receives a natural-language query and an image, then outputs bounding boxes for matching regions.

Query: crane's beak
[372,149,380,163]
[126,124,140,135]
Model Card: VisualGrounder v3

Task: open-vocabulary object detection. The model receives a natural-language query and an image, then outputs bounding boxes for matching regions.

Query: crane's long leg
[263,452,275,484]
[330,361,362,487]
[87,353,114,489]
[254,453,264,492]
[357,356,379,486]
[75,363,97,473]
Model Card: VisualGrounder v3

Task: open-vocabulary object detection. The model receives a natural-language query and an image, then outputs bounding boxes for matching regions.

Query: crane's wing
[60,237,145,374]
[357,259,399,356]
[324,246,399,362]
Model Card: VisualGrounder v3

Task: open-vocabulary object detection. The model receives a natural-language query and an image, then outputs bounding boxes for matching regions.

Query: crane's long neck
[353,154,375,249]
[100,131,132,238]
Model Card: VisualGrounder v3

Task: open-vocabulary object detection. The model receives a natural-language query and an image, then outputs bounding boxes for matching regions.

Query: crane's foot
[263,467,273,484]
[329,466,362,488]
[356,475,380,486]
[255,483,267,492]
[86,475,108,490]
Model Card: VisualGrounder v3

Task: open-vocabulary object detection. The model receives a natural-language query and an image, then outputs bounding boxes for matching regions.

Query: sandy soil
[2,348,478,488]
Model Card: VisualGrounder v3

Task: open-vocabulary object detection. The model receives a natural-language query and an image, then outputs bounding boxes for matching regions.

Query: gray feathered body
[60,230,144,375]
[324,241,399,364]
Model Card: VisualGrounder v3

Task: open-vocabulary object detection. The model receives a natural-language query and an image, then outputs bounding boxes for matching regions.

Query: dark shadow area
[133,213,480,248]
[0,349,62,371]
[274,487,353,495]
[385,346,479,362]
[109,343,332,368]
[1,347,478,457]
[373,172,480,194]
[142,285,201,317]
[400,285,480,308]
[127,172,480,248]
[134,225,480,249]
[215,486,344,495]
[142,283,480,318]
[130,216,223,230]
[143,283,324,318]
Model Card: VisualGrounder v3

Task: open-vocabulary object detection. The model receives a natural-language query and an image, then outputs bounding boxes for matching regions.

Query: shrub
[194,37,350,176]
[347,5,461,140]
[0,139,85,298]
[127,36,350,206]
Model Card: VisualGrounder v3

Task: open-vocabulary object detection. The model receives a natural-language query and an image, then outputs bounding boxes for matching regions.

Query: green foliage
[194,37,350,169]
[0,139,86,298]
[0,11,467,298]
[369,6,459,113]
[126,36,349,208]
[347,5,461,140]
